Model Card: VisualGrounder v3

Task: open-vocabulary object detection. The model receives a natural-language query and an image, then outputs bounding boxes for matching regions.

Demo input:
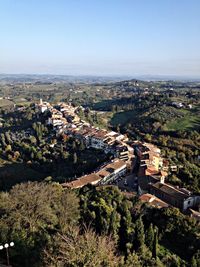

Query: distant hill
[0,74,131,84]
[1,73,200,85]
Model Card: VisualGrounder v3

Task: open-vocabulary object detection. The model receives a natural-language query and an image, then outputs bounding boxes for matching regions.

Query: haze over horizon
[1,0,200,77]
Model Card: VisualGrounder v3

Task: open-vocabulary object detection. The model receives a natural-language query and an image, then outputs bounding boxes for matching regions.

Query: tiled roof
[97,159,126,178]
[62,173,101,189]
[151,182,190,201]
[139,193,169,208]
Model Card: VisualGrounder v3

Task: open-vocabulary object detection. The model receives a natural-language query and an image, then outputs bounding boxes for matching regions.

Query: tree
[73,152,78,164]
[43,227,119,267]
[152,226,158,259]
[5,144,12,152]
[146,223,154,252]
[0,133,7,147]
[5,131,12,144]
[60,143,64,154]
[72,140,76,150]
[118,202,134,254]
[144,133,152,142]
[135,216,145,251]
[191,250,200,267]
[57,189,80,233]
[0,182,80,266]
[80,139,85,151]
[122,253,142,267]
[108,209,121,241]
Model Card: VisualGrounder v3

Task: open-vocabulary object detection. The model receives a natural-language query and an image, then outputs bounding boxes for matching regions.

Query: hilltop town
[35,99,200,215]
[1,0,200,265]
[0,80,199,267]
[0,76,199,266]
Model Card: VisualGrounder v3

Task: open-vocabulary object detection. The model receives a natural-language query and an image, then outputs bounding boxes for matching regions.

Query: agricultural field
[0,99,14,108]
[166,106,200,131]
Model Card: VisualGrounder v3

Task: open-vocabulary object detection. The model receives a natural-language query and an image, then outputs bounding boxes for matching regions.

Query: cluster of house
[37,99,200,216]
[38,99,134,162]
[135,142,200,213]
[38,99,80,127]
[172,101,192,109]
[135,142,164,176]
[65,126,134,162]
[62,158,127,189]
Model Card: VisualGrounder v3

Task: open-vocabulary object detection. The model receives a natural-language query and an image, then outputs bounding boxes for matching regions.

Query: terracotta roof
[139,193,169,208]
[62,173,101,189]
[97,169,110,178]
[140,193,154,202]
[145,166,159,175]
[97,159,126,178]
[92,130,108,139]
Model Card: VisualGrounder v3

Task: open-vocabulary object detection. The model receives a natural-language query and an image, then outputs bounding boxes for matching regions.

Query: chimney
[160,174,165,184]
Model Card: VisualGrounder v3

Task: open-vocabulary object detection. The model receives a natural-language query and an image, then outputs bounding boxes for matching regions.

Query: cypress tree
[80,139,85,151]
[73,152,77,164]
[152,226,158,259]
[135,216,145,251]
[146,223,154,252]
[118,204,133,254]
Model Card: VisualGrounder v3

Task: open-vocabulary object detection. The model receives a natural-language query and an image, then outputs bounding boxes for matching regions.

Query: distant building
[172,102,183,108]
[150,181,200,211]
[38,98,49,113]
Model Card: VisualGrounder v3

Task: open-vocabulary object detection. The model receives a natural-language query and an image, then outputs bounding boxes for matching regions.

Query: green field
[166,105,200,131]
[166,114,200,131]
[0,99,14,108]
[110,106,200,132]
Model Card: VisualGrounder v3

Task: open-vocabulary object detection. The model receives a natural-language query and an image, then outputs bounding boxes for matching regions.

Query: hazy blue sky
[0,0,200,77]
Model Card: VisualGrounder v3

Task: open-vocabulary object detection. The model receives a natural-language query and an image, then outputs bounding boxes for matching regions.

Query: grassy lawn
[166,114,200,131]
[13,98,31,106]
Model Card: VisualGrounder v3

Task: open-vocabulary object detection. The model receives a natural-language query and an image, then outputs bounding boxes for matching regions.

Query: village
[37,99,200,219]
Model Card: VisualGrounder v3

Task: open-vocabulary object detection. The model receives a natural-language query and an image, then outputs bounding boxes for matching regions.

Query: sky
[0,0,200,77]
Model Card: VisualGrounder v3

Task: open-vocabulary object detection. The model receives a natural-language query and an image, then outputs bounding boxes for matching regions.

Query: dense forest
[0,182,199,267]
